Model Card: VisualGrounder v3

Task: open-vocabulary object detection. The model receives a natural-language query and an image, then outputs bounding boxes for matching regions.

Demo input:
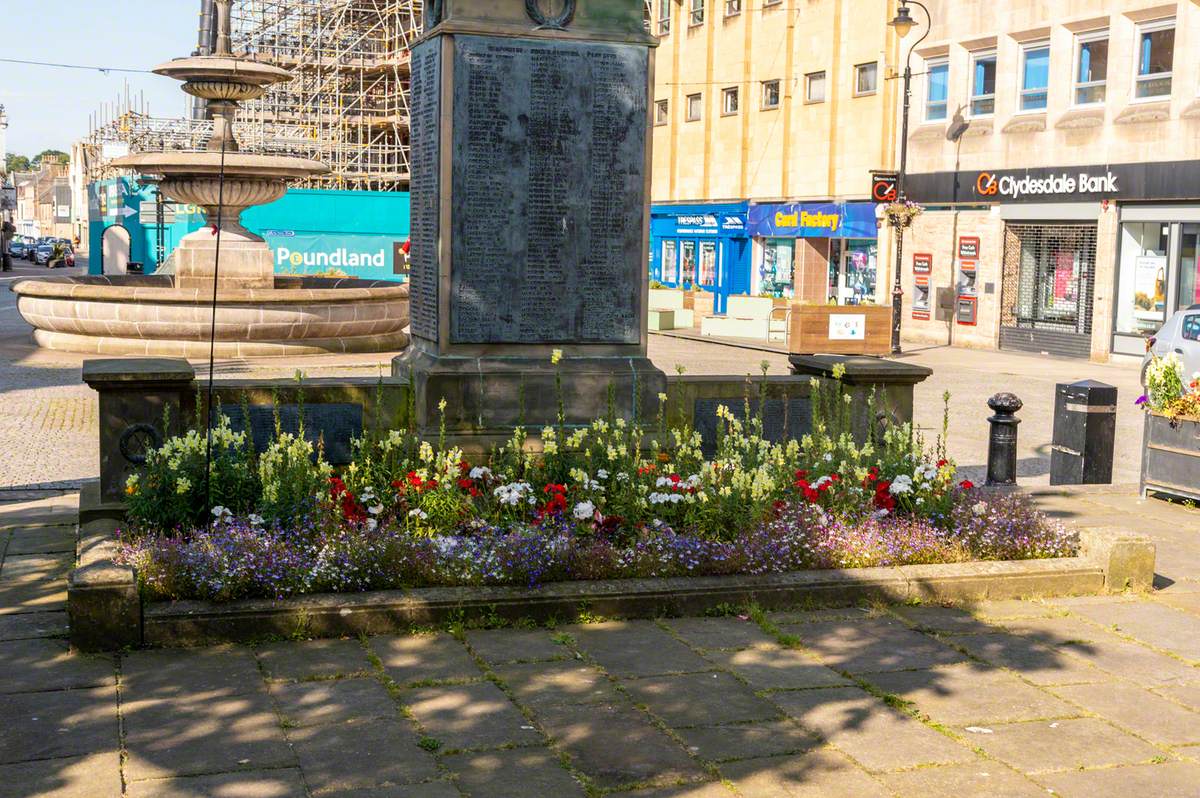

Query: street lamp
[887,0,930,355]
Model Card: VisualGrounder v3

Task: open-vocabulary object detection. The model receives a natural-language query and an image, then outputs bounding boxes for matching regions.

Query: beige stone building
[648,0,906,313]
[901,0,1200,361]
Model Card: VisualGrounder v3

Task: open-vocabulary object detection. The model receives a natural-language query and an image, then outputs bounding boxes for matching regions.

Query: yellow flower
[551,349,563,365]
[125,484,137,496]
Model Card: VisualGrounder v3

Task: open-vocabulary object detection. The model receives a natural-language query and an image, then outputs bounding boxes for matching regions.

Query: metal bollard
[986,392,1022,486]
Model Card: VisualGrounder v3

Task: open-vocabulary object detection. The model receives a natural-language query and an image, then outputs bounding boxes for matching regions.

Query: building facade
[649,0,905,311]
[901,0,1200,361]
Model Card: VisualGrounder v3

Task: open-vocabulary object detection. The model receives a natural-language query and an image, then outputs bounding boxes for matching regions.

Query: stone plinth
[173,233,276,291]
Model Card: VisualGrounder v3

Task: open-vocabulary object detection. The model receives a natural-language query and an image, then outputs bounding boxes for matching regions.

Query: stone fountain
[12,0,409,357]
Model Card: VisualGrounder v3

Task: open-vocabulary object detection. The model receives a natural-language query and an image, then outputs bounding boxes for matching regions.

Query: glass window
[661,240,678,283]
[970,51,996,116]
[854,62,877,96]
[1135,20,1174,99]
[680,240,697,285]
[1183,314,1200,341]
[1075,32,1108,105]
[724,0,741,16]
[657,0,671,35]
[699,242,717,286]
[722,87,739,115]
[926,59,949,120]
[654,99,669,125]
[761,79,780,109]
[1020,44,1050,111]
[1179,224,1200,309]
[757,239,794,297]
[805,71,826,103]
[1115,222,1169,336]
[690,0,704,26]
[686,93,702,121]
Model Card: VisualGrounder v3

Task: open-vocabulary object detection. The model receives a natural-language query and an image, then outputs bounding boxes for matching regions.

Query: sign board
[138,201,177,226]
[828,313,867,340]
[912,252,932,274]
[748,202,878,239]
[260,230,407,281]
[958,236,980,259]
[912,275,931,320]
[871,171,899,203]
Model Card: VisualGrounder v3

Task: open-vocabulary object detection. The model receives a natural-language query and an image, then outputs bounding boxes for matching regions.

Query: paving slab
[316,783,461,798]
[1156,592,1200,615]
[769,608,875,625]
[0,552,72,582]
[620,782,735,797]
[1058,635,1200,685]
[0,686,118,764]
[674,720,819,763]
[0,638,114,693]
[402,680,540,751]
[946,632,1108,685]
[965,599,1065,620]
[256,638,371,681]
[535,701,704,789]
[968,717,1163,774]
[701,645,851,691]
[863,664,1081,725]
[623,671,781,727]
[464,628,566,665]
[4,526,75,555]
[769,686,974,772]
[444,746,586,797]
[122,691,296,781]
[662,617,777,650]
[125,768,309,798]
[370,634,482,685]
[793,618,966,674]
[878,760,1052,798]
[1037,761,1200,798]
[271,677,397,727]
[0,578,66,614]
[0,751,122,798]
[568,621,713,678]
[494,659,618,708]
[122,646,265,700]
[1063,600,1200,662]
[1154,681,1200,710]
[0,609,67,640]
[1051,681,1200,745]
[719,749,892,797]
[889,606,1003,635]
[286,718,440,793]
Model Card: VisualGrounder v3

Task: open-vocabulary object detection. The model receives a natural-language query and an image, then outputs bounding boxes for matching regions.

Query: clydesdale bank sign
[905,160,1200,204]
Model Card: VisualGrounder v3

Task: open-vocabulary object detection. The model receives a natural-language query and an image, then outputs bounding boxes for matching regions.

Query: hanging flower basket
[884,201,924,229]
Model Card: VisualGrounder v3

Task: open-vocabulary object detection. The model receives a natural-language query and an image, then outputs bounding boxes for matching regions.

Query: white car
[1143,305,1200,385]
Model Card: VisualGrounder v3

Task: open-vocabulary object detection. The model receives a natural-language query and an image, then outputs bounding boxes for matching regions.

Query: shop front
[649,202,750,315]
[1112,209,1200,356]
[747,202,881,305]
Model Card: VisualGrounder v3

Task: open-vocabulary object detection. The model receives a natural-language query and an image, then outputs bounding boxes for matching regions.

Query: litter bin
[127,261,144,274]
[1050,379,1117,485]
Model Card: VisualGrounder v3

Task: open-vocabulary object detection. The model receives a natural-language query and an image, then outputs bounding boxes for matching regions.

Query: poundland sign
[907,160,1200,204]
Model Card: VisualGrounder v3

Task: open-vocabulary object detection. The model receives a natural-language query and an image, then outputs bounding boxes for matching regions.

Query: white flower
[248,513,265,527]
[573,501,596,520]
[889,475,914,496]
[873,509,890,519]
[407,508,428,520]
[210,505,232,522]
[823,453,833,462]
[972,500,989,517]
[366,518,378,531]
[469,466,492,480]
[368,504,384,516]
[616,472,630,482]
[596,469,610,481]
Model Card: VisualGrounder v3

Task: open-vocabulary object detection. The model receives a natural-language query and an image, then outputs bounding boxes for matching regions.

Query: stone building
[901,0,1200,361]
[648,0,905,313]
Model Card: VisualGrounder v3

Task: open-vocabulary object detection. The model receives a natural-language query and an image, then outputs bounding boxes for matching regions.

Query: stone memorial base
[393,346,667,449]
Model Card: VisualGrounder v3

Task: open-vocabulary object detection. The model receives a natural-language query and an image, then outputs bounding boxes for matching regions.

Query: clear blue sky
[3,1,199,157]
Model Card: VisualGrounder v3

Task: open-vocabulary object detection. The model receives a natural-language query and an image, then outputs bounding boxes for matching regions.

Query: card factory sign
[906,160,1200,204]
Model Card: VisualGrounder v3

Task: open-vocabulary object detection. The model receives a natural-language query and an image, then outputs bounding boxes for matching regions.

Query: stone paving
[2,487,1200,797]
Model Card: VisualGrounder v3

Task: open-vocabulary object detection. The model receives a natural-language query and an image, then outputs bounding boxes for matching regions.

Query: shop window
[680,240,697,285]
[1135,19,1174,100]
[686,93,702,121]
[699,242,717,286]
[1020,43,1050,111]
[761,79,781,109]
[690,0,704,26]
[724,0,741,16]
[854,62,878,96]
[1115,222,1169,336]
[661,240,679,283]
[1074,31,1108,105]
[1179,224,1200,309]
[657,0,671,35]
[654,100,669,125]
[830,240,878,305]
[925,58,948,121]
[805,71,826,104]
[970,50,996,116]
[722,87,739,115]
[757,238,794,297]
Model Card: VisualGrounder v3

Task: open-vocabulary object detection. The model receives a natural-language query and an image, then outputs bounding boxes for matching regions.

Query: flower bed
[117,370,1076,602]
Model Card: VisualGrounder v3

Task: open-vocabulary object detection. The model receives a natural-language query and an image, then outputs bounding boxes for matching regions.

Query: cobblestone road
[1,487,1199,797]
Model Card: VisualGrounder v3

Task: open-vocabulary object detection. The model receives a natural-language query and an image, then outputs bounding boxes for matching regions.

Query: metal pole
[986,392,1022,486]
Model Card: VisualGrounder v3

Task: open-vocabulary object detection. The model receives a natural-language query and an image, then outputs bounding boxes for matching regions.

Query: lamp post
[887,0,930,355]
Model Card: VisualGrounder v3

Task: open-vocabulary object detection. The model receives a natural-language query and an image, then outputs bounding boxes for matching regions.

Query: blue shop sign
[748,202,879,239]
[651,205,749,238]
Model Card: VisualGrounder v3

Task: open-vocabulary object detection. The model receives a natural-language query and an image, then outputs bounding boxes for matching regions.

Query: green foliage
[4,154,31,173]
[258,431,332,525]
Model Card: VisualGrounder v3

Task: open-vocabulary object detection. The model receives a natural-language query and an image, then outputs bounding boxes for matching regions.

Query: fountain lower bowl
[12,275,410,358]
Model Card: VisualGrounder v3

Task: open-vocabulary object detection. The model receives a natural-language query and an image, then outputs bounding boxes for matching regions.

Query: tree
[32,149,69,167]
[5,154,31,173]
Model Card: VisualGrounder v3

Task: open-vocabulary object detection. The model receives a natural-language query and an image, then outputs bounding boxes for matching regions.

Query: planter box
[1140,412,1200,501]
[789,304,892,356]
[690,290,714,322]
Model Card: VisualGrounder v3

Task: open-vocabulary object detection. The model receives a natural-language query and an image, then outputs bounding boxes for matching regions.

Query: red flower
[458,461,471,474]
[803,487,820,503]
[329,477,348,499]
[872,481,896,511]
[544,483,566,495]
[829,473,841,482]
[457,478,474,491]
[406,471,423,488]
[936,459,948,468]
[959,480,975,490]
[795,469,809,480]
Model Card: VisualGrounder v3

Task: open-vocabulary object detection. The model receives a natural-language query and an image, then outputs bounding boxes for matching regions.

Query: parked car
[32,243,54,265]
[8,240,28,259]
[1143,305,1200,386]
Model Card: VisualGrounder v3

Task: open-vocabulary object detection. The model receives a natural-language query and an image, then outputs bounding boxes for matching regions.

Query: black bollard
[986,392,1022,486]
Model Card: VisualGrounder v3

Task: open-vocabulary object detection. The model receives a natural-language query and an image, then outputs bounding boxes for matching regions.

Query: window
[680,241,696,284]
[721,87,739,115]
[657,0,671,35]
[1019,43,1050,111]
[1115,222,1169,335]
[854,62,878,96]
[654,99,669,125]
[690,0,704,26]
[1074,31,1108,105]
[699,242,717,285]
[761,79,780,109]
[724,0,741,16]
[1183,314,1200,342]
[1135,19,1174,99]
[970,51,996,116]
[805,71,826,103]
[661,240,678,283]
[925,59,948,120]
[686,93,702,121]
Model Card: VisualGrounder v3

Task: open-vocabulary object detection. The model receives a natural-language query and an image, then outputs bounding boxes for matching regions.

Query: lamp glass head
[889,5,915,37]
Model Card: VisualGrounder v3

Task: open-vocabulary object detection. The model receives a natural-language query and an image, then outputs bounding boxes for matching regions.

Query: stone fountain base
[12,275,410,358]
